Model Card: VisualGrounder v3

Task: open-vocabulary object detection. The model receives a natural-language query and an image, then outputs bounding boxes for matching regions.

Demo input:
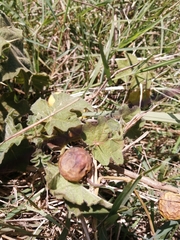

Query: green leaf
[140,57,180,72]
[150,221,179,240]
[0,110,24,163]
[115,54,139,83]
[0,11,31,81]
[30,73,49,91]
[30,98,51,119]
[67,202,109,217]
[0,93,30,138]
[113,53,152,89]
[6,205,25,220]
[83,117,124,165]
[118,13,162,49]
[105,176,141,226]
[31,149,51,167]
[45,163,112,211]
[58,218,71,239]
[30,93,93,135]
[87,18,114,89]
[99,40,111,83]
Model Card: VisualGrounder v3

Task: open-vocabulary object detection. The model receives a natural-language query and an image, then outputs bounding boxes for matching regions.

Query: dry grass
[0,0,180,239]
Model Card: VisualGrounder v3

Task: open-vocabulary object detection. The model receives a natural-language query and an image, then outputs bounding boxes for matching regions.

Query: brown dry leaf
[158,192,180,220]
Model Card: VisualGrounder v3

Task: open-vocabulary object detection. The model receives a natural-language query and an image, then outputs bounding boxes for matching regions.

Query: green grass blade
[140,57,180,72]
[99,41,111,82]
[109,176,141,216]
[143,112,180,124]
[88,18,114,89]
[104,175,142,226]
[150,221,179,240]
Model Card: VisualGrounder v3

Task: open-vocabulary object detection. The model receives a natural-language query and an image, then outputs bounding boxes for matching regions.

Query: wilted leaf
[83,117,124,165]
[126,88,151,109]
[158,192,180,220]
[30,93,93,135]
[0,10,12,27]
[45,163,112,210]
[43,125,83,151]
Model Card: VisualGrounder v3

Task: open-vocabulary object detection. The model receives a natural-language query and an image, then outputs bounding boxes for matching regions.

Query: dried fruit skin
[158,192,180,220]
[58,147,92,182]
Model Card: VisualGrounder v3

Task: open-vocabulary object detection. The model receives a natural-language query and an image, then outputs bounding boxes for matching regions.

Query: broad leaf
[0,110,24,163]
[30,73,50,91]
[83,117,124,165]
[45,163,112,211]
[0,93,30,138]
[0,11,31,81]
[114,53,139,85]
[30,93,93,135]
[67,202,110,217]
[113,53,152,89]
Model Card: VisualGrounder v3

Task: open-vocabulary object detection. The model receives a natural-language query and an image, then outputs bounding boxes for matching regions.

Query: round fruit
[158,192,180,220]
[58,147,92,182]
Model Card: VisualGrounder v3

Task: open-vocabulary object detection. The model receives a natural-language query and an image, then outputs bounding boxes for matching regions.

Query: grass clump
[0,0,180,239]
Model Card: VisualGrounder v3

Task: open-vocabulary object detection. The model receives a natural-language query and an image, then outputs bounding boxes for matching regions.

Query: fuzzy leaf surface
[30,93,93,135]
[83,117,124,165]
[45,163,112,210]
[0,11,31,81]
[113,53,152,89]
[0,110,24,163]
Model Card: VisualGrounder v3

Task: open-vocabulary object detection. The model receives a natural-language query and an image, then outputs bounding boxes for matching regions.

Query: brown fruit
[158,192,180,220]
[58,147,92,182]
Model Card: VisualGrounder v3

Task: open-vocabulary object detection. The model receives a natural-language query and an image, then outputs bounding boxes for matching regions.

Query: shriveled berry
[158,192,180,220]
[58,147,92,182]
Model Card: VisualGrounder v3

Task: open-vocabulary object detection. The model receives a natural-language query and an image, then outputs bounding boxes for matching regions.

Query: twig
[109,163,180,194]
[134,190,155,235]
[6,217,46,222]
[122,131,149,152]
[110,63,139,79]
[123,104,158,134]
[94,176,132,196]
[1,235,16,240]
[85,79,108,102]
